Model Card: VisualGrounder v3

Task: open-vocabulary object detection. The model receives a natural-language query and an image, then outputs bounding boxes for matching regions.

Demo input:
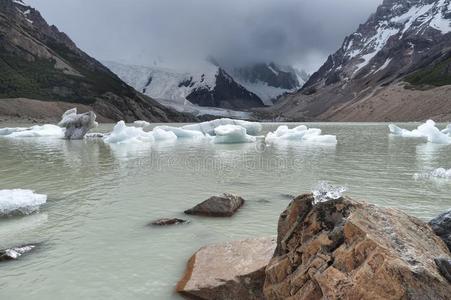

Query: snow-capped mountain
[230,63,308,105]
[104,61,265,110]
[275,0,451,122]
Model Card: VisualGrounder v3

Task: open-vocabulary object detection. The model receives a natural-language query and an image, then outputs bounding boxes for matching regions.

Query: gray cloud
[26,0,382,73]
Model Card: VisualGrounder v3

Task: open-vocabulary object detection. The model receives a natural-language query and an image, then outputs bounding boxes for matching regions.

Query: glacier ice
[265,125,337,144]
[58,108,98,140]
[155,126,205,139]
[133,120,151,128]
[414,168,451,180]
[0,127,28,136]
[389,120,451,144]
[441,124,451,135]
[152,127,177,142]
[182,118,262,136]
[211,125,257,144]
[312,182,347,204]
[103,121,155,144]
[0,189,47,216]
[2,124,64,138]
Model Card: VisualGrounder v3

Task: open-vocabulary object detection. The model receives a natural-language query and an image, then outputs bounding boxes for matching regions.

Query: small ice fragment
[1,245,35,260]
[265,125,337,144]
[182,118,262,136]
[414,168,451,180]
[0,189,47,216]
[211,125,256,144]
[312,181,347,204]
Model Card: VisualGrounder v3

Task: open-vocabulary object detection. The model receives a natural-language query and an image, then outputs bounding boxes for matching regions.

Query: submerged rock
[58,108,98,140]
[150,218,189,226]
[176,237,276,300]
[264,194,451,299]
[0,244,36,262]
[430,209,451,251]
[184,194,245,217]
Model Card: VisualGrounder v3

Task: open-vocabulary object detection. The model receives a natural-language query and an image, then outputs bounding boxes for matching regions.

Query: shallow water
[0,122,450,299]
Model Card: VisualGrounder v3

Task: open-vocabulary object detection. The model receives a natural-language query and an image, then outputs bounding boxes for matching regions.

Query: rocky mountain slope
[0,0,193,122]
[274,0,451,121]
[105,61,306,111]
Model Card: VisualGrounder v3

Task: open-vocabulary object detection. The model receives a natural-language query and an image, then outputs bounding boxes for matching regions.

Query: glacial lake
[0,122,450,299]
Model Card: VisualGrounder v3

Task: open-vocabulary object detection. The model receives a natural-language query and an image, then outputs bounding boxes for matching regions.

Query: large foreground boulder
[430,209,451,251]
[58,108,98,140]
[184,194,245,217]
[264,194,451,300]
[176,237,276,299]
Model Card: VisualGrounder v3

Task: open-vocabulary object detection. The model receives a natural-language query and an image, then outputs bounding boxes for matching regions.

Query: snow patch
[0,189,47,216]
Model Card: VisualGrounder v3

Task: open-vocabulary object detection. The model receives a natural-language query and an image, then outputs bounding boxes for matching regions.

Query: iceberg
[58,108,98,140]
[155,126,205,139]
[133,120,151,128]
[211,125,257,144]
[0,189,47,216]
[265,125,337,144]
[414,168,451,180]
[441,124,451,135]
[389,120,451,144]
[103,121,155,144]
[182,118,262,136]
[3,124,64,138]
[152,127,177,142]
[0,127,28,136]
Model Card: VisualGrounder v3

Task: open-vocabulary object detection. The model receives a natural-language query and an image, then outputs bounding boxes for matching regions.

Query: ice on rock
[58,108,98,140]
[312,181,347,204]
[0,189,47,216]
[211,125,257,144]
[389,120,451,144]
[265,125,337,144]
[182,118,262,136]
[103,121,155,144]
[155,126,205,139]
[414,168,451,180]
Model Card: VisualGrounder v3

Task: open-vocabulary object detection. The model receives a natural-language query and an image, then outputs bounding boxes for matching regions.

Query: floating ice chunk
[265,125,337,144]
[211,125,256,144]
[182,118,262,136]
[312,181,347,204]
[0,127,28,136]
[3,124,64,138]
[103,121,154,144]
[58,108,98,140]
[1,245,36,261]
[414,168,451,180]
[155,126,205,139]
[441,124,451,135]
[133,120,151,128]
[389,120,451,144]
[0,189,47,216]
[152,127,177,142]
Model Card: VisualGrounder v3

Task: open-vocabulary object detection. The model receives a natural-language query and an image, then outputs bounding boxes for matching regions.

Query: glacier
[0,189,47,216]
[389,120,451,144]
[211,125,256,144]
[265,125,337,144]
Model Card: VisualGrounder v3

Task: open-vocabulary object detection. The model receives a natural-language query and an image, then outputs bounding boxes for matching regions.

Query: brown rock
[176,237,276,300]
[184,194,245,217]
[149,218,189,226]
[264,194,451,300]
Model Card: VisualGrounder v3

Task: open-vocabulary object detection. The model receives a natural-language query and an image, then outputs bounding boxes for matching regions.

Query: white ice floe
[182,118,262,136]
[2,245,36,260]
[414,168,451,180]
[211,125,257,144]
[312,181,347,204]
[441,124,451,135]
[2,124,64,138]
[265,125,337,144]
[152,127,177,142]
[133,120,151,128]
[155,126,205,139]
[0,127,28,136]
[389,120,451,144]
[0,189,47,216]
[103,121,154,144]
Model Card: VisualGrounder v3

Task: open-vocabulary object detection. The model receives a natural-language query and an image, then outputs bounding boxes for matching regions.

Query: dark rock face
[176,237,276,300]
[184,194,245,217]
[435,257,451,283]
[0,244,36,262]
[264,194,451,299]
[0,0,194,122]
[429,209,451,251]
[187,69,265,109]
[233,63,301,90]
[274,0,451,121]
[150,218,189,226]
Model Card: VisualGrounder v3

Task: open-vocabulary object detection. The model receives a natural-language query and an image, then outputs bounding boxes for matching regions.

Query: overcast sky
[26,0,382,73]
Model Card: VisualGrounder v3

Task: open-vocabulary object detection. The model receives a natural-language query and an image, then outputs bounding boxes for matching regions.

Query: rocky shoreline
[177,194,451,299]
